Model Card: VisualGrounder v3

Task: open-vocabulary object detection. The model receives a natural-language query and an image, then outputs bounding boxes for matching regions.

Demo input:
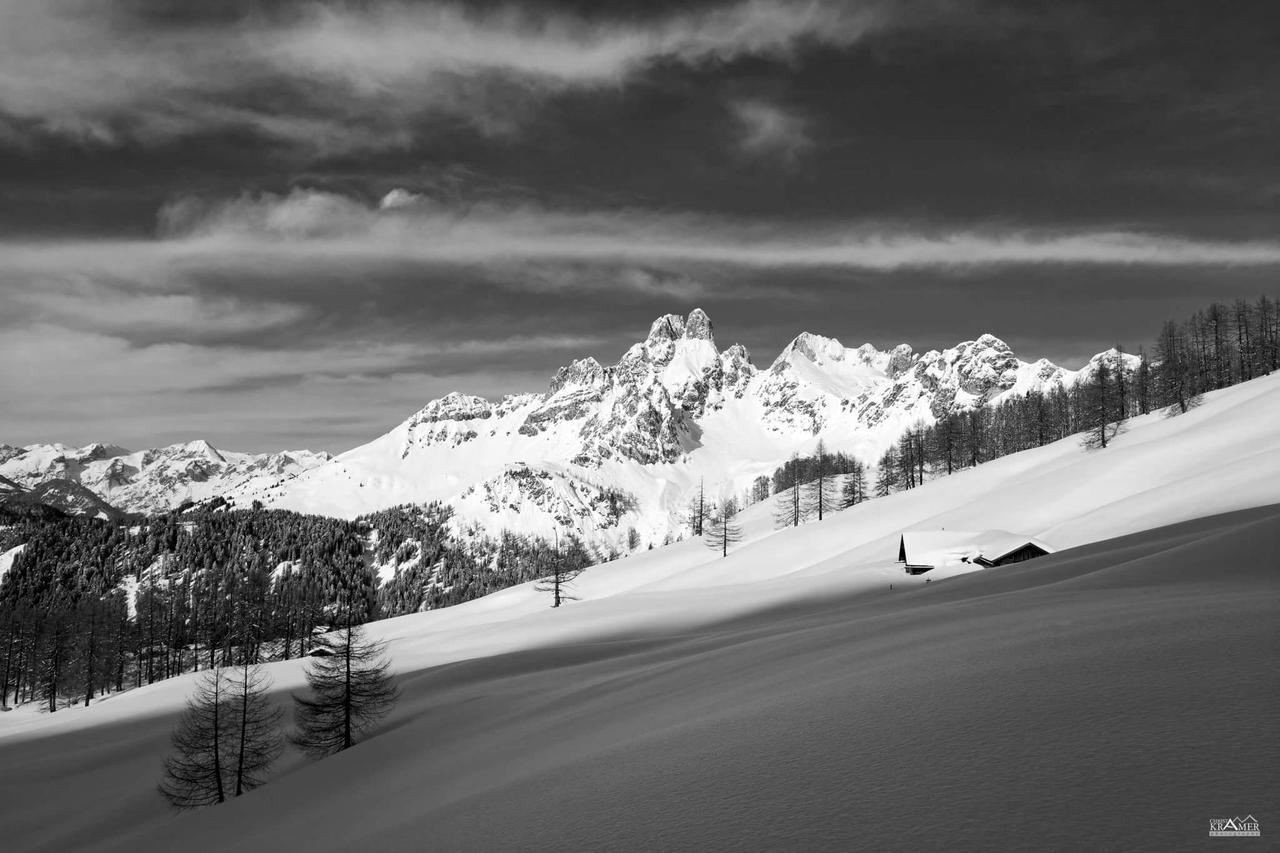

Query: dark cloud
[2,0,1278,451]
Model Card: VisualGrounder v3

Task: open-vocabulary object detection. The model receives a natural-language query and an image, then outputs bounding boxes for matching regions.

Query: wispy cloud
[130,188,1280,270]
[0,0,888,148]
[732,99,813,164]
[270,1,883,88]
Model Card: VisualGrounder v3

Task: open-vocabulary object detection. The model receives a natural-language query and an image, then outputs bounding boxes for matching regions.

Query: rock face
[0,441,331,515]
[236,309,1096,551]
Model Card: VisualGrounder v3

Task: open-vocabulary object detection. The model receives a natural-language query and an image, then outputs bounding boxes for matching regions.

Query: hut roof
[970,529,1055,563]
[898,529,1054,568]
[898,530,982,568]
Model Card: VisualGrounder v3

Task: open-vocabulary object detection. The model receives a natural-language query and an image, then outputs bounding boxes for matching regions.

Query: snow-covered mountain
[0,472,123,520]
[0,441,331,516]
[243,309,1104,546]
[3,310,1136,541]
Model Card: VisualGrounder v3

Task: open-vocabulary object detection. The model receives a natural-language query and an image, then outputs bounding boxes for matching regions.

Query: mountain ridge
[2,310,1137,547]
[238,310,1126,546]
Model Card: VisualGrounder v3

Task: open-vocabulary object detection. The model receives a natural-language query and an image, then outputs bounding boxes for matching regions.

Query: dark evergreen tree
[750,475,770,505]
[1135,348,1152,415]
[1081,357,1123,449]
[875,449,899,496]
[703,501,744,558]
[1155,319,1200,414]
[226,659,283,797]
[839,463,867,509]
[292,620,398,758]
[1112,346,1130,421]
[773,453,807,528]
[158,667,232,809]
[686,479,707,537]
[802,440,836,520]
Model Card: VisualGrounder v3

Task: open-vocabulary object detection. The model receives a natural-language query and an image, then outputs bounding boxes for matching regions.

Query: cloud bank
[0,0,886,147]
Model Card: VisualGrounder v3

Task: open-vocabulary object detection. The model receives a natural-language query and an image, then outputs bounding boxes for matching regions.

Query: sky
[2,0,1279,453]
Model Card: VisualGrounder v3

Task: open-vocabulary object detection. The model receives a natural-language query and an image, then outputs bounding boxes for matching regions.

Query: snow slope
[1,372,1278,851]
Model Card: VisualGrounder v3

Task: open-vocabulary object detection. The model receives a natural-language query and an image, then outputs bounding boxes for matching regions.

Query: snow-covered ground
[2,373,1279,851]
[0,542,24,585]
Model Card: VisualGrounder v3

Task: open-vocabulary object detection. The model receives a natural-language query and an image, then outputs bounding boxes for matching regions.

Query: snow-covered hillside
[245,309,1118,545]
[2,366,1277,853]
[0,441,330,516]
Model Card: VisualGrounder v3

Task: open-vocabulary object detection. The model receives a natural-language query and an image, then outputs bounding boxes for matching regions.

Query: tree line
[876,296,1278,490]
[0,502,595,711]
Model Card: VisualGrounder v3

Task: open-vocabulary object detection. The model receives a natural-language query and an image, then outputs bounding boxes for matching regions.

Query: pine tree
[158,667,231,809]
[686,479,707,537]
[226,660,283,797]
[1112,346,1129,421]
[803,440,836,520]
[703,501,744,558]
[1155,319,1200,414]
[534,534,587,608]
[874,449,899,496]
[1135,348,1152,415]
[773,453,807,528]
[292,618,398,758]
[1081,357,1123,449]
[840,462,866,509]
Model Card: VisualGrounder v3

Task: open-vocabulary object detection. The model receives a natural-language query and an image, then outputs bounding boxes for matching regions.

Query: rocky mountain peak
[684,308,714,342]
[639,309,718,365]
[645,312,686,344]
[176,439,226,463]
[548,358,606,395]
[886,343,916,378]
[416,392,494,423]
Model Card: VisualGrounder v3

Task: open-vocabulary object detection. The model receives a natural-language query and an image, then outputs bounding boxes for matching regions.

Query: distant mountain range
[0,472,124,521]
[0,441,330,519]
[1,309,1134,545]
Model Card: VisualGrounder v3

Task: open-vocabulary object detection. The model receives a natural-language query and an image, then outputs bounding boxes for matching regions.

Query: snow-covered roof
[898,529,1054,568]
[898,530,982,568]
[970,530,1055,562]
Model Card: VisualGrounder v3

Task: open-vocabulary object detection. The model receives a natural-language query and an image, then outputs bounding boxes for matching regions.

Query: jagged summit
[178,439,227,463]
[684,307,714,342]
[643,308,715,346]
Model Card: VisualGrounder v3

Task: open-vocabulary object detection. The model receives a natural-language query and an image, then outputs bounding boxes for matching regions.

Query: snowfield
[1,373,1279,851]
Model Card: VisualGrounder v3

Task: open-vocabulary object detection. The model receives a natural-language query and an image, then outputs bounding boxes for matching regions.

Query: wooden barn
[897,529,1054,575]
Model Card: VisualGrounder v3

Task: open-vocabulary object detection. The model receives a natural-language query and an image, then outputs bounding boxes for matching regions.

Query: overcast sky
[3,0,1279,453]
